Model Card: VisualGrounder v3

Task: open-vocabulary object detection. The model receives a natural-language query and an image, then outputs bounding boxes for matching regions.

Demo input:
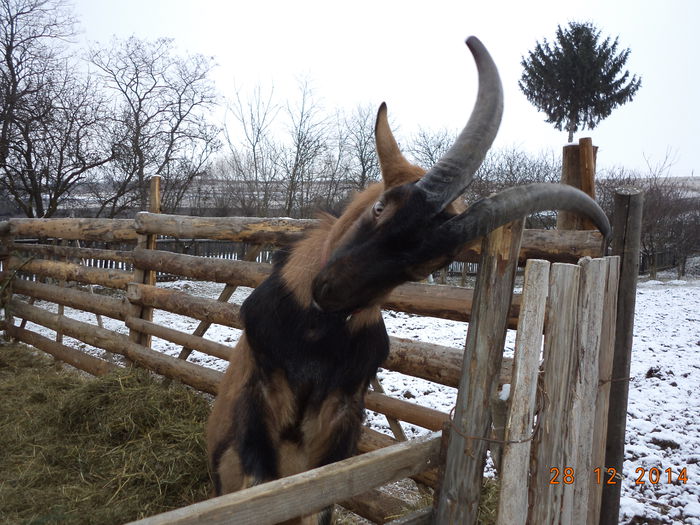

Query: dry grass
[0,341,211,524]
[0,340,502,524]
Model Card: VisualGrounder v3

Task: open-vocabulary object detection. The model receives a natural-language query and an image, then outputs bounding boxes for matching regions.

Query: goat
[206,37,610,524]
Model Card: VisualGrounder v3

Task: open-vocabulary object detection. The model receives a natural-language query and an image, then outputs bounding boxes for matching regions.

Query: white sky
[72,0,699,177]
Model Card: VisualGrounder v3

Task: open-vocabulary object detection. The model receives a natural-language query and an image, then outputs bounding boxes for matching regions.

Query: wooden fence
[0,187,641,524]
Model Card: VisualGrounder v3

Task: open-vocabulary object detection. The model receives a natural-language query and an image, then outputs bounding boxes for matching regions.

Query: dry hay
[0,340,502,524]
[0,341,211,524]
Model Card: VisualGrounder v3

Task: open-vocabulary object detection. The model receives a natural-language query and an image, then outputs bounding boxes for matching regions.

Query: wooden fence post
[0,221,13,339]
[128,176,161,348]
[435,220,524,524]
[557,138,598,231]
[599,188,643,525]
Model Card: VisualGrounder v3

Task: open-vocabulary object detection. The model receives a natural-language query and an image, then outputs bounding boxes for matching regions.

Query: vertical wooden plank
[528,262,580,525]
[496,259,550,525]
[435,220,524,525]
[588,256,620,524]
[600,189,643,525]
[569,257,608,524]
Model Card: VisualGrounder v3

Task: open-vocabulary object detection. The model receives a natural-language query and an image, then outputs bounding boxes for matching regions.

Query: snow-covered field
[8,265,700,524]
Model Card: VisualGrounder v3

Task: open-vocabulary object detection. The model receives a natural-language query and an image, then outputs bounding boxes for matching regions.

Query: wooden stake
[599,189,643,525]
[435,220,524,524]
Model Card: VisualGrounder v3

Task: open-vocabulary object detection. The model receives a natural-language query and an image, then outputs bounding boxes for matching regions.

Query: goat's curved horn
[416,36,503,211]
[435,183,611,246]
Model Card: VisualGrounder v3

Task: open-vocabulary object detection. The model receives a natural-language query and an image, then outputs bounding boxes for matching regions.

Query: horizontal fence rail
[3,213,605,264]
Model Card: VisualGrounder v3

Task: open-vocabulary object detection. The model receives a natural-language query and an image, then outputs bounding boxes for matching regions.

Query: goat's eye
[372,201,385,218]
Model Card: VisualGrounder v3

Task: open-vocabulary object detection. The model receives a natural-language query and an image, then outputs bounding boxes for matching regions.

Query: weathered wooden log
[125,316,232,361]
[358,429,438,489]
[132,248,271,288]
[365,391,448,432]
[384,281,521,327]
[11,242,134,264]
[557,138,598,231]
[6,256,133,290]
[9,299,223,394]
[125,432,442,525]
[383,337,465,388]
[7,324,120,377]
[496,259,550,525]
[135,212,314,245]
[507,228,604,263]
[134,212,603,263]
[436,220,524,525]
[528,263,581,524]
[127,283,243,329]
[10,278,127,320]
[454,228,604,264]
[8,218,137,241]
[341,489,411,524]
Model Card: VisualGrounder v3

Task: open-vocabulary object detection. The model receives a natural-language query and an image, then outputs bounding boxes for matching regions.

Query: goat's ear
[375,103,423,189]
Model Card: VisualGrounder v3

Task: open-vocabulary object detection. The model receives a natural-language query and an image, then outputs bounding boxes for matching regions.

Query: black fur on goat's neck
[241,246,390,404]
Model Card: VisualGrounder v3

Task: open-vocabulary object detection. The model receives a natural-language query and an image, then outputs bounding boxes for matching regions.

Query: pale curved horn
[416,36,503,211]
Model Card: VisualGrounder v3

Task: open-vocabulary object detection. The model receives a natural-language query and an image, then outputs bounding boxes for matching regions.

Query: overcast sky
[72,0,699,178]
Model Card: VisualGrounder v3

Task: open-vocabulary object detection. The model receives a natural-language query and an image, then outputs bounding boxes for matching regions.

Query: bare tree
[279,81,329,218]
[0,0,111,217]
[598,157,700,278]
[343,104,379,190]
[221,86,281,216]
[408,127,453,169]
[1,0,76,167]
[89,36,220,216]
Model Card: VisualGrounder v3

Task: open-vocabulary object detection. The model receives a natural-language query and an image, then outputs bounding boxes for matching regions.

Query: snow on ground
[11,267,700,524]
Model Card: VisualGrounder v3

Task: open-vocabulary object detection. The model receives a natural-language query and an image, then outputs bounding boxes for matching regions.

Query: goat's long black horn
[434,183,611,248]
[416,36,503,211]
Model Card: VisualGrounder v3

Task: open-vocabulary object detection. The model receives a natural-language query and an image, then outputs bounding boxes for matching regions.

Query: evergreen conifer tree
[519,22,641,142]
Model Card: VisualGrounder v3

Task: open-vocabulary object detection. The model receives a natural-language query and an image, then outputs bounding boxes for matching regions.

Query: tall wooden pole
[435,220,524,524]
[599,188,643,524]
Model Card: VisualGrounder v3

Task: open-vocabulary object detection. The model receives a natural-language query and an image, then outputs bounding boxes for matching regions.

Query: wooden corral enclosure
[0,161,643,524]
